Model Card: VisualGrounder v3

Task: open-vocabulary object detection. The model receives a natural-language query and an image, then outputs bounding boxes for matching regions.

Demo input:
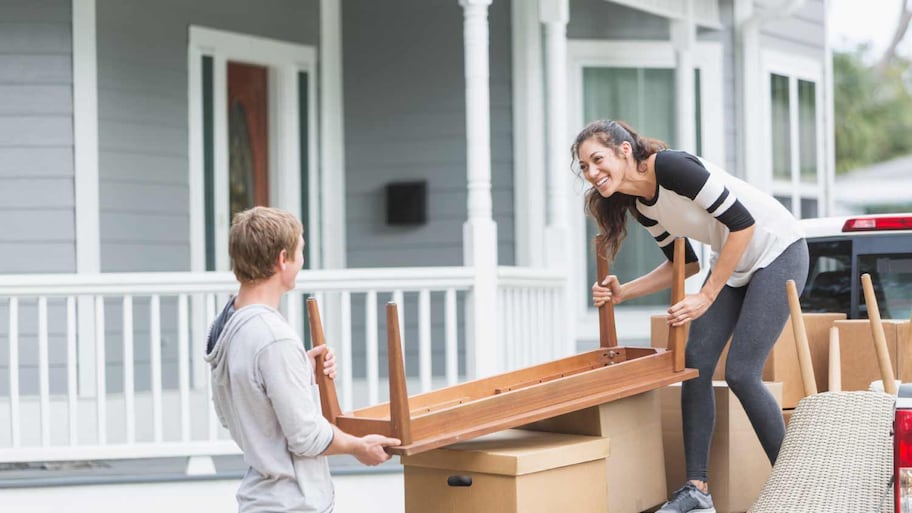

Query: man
[206,206,400,512]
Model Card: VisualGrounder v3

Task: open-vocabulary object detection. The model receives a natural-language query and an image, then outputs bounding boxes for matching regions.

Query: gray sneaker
[656,483,716,513]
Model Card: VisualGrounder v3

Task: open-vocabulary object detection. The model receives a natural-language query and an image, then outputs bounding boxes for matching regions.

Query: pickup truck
[798,213,912,512]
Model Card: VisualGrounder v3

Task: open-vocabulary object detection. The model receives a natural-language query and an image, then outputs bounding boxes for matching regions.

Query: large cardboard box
[835,319,912,391]
[764,313,846,408]
[522,391,666,513]
[660,381,783,513]
[401,429,610,513]
[651,313,845,408]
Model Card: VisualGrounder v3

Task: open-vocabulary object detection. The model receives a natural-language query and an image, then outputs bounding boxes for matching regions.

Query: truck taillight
[843,216,912,232]
[896,409,912,512]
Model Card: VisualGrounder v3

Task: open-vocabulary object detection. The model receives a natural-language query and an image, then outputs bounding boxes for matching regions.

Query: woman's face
[577,137,630,198]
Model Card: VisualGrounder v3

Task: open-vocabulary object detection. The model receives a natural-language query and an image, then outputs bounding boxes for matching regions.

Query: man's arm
[259,340,398,465]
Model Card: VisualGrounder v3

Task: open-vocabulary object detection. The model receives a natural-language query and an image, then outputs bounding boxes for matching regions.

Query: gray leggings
[682,239,809,482]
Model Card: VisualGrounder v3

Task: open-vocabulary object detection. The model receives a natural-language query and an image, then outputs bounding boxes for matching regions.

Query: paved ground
[0,471,405,512]
[0,455,405,512]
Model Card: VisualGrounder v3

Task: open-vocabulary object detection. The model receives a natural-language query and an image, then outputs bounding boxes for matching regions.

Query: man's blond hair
[229,207,303,283]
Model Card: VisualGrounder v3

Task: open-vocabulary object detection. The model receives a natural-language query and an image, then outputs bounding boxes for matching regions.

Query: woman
[575,119,807,513]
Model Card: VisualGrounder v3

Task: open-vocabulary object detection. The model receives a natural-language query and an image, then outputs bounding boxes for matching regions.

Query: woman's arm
[593,258,700,307]
[666,224,755,326]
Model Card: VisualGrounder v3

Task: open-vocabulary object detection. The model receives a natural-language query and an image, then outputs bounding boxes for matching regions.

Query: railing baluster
[205,293,218,441]
[418,289,431,393]
[66,296,78,445]
[178,294,190,442]
[94,296,106,444]
[340,291,353,412]
[150,295,163,443]
[38,297,50,446]
[123,295,135,444]
[9,298,20,447]
[365,291,378,406]
[445,289,457,386]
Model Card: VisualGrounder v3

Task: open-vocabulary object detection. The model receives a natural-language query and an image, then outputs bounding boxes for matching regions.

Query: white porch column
[540,0,569,269]
[73,0,100,395]
[540,0,574,356]
[460,0,499,378]
[672,0,697,153]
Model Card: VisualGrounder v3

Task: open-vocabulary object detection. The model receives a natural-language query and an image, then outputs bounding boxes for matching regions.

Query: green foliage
[834,46,912,174]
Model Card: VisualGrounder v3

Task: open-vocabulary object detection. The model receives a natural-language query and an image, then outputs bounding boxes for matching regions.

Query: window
[763,51,824,219]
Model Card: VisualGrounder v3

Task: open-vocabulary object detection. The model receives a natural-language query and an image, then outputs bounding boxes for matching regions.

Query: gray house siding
[342,0,515,269]
[95,0,320,272]
[0,0,75,274]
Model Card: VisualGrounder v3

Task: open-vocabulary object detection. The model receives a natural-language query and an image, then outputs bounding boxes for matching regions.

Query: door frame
[566,39,724,342]
[188,26,320,271]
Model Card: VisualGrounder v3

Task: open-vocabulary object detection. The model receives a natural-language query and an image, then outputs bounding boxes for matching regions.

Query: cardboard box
[401,429,610,513]
[835,319,912,391]
[763,313,846,408]
[522,391,666,513]
[652,313,845,408]
[651,315,727,380]
[782,408,794,428]
[660,381,783,513]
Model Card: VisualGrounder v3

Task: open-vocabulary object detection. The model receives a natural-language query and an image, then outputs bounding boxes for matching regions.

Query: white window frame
[187,26,320,271]
[567,39,724,342]
[761,48,826,219]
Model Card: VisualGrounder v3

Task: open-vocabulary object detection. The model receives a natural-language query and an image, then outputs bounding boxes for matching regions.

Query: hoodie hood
[206,297,236,356]
[204,300,276,374]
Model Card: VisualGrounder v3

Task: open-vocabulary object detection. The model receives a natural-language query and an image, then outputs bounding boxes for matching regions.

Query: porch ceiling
[604,0,722,28]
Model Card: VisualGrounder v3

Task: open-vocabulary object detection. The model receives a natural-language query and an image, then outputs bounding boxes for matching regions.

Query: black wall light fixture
[385,180,427,226]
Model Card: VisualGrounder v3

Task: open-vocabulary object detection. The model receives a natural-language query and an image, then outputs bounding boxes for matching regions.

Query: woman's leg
[724,239,809,464]
[682,284,745,482]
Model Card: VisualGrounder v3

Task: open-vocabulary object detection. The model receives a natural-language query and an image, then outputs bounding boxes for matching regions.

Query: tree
[834,46,912,174]
[877,0,912,76]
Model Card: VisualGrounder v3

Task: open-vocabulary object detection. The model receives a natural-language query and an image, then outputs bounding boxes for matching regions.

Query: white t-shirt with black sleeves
[634,150,803,287]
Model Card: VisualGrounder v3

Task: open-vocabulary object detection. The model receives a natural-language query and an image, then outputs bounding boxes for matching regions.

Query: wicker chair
[748,276,896,513]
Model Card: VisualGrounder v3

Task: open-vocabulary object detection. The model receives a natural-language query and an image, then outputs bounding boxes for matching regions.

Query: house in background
[832,155,912,214]
[0,0,834,510]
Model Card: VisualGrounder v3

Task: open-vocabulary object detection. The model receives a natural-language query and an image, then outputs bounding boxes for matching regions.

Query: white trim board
[73,0,100,274]
[187,26,320,272]
[566,39,725,342]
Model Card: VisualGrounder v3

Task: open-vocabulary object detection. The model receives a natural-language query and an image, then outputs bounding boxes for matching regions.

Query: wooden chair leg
[595,248,618,348]
[306,298,342,424]
[862,273,897,395]
[828,326,842,392]
[386,302,412,445]
[668,238,686,372]
[787,279,818,397]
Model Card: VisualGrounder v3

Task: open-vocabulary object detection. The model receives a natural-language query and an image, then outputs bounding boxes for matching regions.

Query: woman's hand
[667,291,713,326]
[306,345,337,380]
[592,275,624,307]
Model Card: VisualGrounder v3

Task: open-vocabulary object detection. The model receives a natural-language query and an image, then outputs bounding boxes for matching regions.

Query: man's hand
[353,435,401,466]
[306,345,337,380]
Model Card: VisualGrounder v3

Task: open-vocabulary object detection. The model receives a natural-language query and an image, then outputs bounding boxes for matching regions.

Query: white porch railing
[0,266,565,463]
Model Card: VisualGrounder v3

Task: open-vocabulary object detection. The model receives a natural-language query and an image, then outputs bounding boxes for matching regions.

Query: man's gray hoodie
[205,301,335,513]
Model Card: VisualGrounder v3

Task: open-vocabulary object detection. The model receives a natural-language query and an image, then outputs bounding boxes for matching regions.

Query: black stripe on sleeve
[716,200,755,231]
[654,231,670,243]
[659,238,700,264]
[706,188,730,214]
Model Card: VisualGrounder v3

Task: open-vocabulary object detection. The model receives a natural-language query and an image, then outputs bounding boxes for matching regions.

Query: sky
[829,0,906,56]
